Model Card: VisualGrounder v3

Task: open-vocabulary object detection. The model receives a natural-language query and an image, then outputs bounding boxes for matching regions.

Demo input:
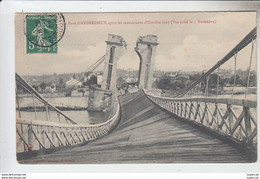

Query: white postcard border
[0,1,260,173]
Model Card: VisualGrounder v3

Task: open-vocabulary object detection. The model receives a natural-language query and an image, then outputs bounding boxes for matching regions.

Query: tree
[155,78,170,90]
[58,78,64,88]
[249,73,257,87]
[219,78,226,89]
[189,73,201,82]
[39,82,46,90]
[170,80,185,90]
[230,75,242,86]
[116,77,124,88]
[208,74,219,88]
[242,73,257,87]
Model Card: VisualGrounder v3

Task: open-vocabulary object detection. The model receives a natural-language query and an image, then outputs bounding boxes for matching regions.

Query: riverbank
[17,90,89,98]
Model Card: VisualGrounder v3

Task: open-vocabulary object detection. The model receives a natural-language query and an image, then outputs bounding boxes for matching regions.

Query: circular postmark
[25,13,66,48]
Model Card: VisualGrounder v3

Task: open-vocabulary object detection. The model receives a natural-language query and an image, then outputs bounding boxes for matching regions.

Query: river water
[16,93,257,125]
[16,96,109,125]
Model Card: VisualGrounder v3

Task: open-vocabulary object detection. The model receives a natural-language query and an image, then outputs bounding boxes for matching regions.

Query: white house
[97,74,103,85]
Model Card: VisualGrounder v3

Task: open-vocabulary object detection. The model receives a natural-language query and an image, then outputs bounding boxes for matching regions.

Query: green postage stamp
[25,14,65,54]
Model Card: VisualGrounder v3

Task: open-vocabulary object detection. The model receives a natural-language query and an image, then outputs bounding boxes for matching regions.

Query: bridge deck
[19,91,251,163]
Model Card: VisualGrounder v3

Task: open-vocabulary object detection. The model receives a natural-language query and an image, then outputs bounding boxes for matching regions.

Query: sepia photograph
[15,12,257,164]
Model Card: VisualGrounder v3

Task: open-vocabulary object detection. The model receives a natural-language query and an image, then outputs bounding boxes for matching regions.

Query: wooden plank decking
[19,91,251,164]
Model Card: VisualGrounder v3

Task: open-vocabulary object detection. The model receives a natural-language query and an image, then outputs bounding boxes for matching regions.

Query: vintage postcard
[15,12,257,164]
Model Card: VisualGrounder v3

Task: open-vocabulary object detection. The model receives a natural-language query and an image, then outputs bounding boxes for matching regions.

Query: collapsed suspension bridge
[16,28,257,163]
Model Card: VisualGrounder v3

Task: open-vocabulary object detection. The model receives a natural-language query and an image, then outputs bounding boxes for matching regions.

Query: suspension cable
[16,80,47,106]
[205,75,210,97]
[216,66,220,97]
[86,55,105,72]
[15,83,21,118]
[90,57,105,72]
[16,73,77,124]
[196,83,199,98]
[232,53,237,97]
[245,39,255,99]
[76,55,106,108]
[175,27,256,98]
[32,94,38,121]
[79,55,105,81]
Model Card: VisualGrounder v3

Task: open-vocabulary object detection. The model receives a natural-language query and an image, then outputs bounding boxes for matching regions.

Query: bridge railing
[16,73,121,153]
[145,92,257,152]
[16,101,120,153]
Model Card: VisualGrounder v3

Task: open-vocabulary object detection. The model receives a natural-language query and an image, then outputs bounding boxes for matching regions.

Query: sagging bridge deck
[19,91,254,163]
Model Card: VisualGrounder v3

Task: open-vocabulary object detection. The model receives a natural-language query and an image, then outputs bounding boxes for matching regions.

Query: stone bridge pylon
[135,35,159,90]
[102,34,127,91]
[87,34,127,111]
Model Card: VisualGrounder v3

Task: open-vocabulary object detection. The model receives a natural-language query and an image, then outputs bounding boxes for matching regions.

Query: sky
[15,12,257,76]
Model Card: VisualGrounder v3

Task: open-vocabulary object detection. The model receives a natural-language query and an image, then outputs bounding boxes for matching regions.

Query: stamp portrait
[25,13,65,54]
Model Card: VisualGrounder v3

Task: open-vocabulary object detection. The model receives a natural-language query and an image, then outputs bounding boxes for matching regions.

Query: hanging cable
[175,27,256,98]
[15,83,21,118]
[216,66,220,97]
[245,39,255,99]
[16,73,77,124]
[77,55,106,107]
[86,55,105,72]
[45,104,49,122]
[232,53,237,97]
[204,75,210,97]
[45,102,52,122]
[32,94,38,121]
[196,83,199,98]
[204,77,207,96]
[78,55,105,81]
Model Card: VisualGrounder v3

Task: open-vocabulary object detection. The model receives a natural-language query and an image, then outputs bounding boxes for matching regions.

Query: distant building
[83,76,87,83]
[50,83,56,92]
[44,87,52,93]
[125,77,137,83]
[44,83,56,93]
[168,72,178,78]
[97,74,103,85]
[66,78,83,88]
